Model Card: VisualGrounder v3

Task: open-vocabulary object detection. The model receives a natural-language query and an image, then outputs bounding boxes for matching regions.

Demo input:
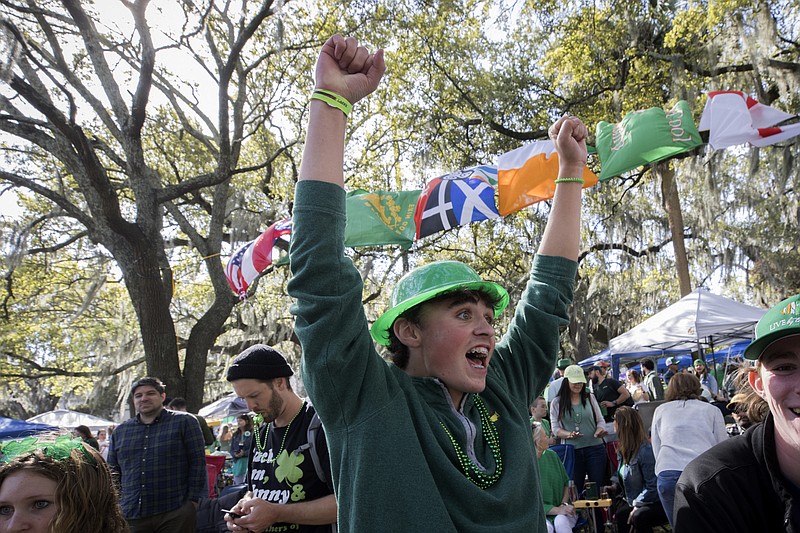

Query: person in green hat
[674,294,800,532]
[287,35,586,532]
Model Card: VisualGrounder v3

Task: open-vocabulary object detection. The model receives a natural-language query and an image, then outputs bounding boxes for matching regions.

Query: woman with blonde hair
[0,435,128,532]
[532,422,577,533]
[650,372,727,526]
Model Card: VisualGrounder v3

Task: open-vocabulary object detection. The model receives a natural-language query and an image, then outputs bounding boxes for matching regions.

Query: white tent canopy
[198,393,249,420]
[27,409,115,431]
[608,288,766,356]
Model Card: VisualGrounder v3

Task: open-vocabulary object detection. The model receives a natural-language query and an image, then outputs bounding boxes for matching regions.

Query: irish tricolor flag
[496,140,597,216]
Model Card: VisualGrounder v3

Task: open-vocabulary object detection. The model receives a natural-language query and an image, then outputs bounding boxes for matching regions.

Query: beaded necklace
[253,400,306,459]
[439,396,503,489]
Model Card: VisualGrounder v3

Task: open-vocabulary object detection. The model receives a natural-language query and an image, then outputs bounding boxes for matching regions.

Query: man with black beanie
[221,344,336,533]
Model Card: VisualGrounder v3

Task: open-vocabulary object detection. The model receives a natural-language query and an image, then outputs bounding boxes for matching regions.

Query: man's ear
[748,368,766,399]
[393,318,421,348]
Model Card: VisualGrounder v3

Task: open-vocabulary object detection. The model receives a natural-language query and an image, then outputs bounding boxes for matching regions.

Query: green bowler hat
[370,261,509,346]
[743,293,800,360]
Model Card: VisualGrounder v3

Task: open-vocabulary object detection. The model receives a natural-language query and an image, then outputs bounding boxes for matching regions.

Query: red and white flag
[224,219,292,299]
[698,91,800,149]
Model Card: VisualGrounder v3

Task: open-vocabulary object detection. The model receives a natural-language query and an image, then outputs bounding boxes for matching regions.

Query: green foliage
[2,0,798,418]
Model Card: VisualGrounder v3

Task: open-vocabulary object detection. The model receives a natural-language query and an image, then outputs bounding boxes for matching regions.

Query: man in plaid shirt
[108,377,207,533]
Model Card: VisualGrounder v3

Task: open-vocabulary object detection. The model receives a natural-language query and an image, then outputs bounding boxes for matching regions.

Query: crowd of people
[0,34,798,533]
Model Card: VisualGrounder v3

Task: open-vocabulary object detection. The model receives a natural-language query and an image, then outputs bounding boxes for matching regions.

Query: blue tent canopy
[581,340,751,379]
[0,416,57,439]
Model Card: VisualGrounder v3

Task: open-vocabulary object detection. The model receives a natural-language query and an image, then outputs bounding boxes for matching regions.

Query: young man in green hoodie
[287,35,587,532]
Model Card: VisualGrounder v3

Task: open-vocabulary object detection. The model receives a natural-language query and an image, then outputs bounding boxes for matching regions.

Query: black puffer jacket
[674,415,797,533]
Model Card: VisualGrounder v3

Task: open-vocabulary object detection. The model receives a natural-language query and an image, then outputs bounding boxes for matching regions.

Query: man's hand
[225,497,283,532]
[315,35,386,105]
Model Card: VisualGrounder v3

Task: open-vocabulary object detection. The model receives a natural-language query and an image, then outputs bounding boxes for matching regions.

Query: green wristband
[554,177,585,185]
[310,89,353,117]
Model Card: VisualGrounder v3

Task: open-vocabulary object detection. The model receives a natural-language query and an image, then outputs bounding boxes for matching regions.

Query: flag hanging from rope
[224,219,292,299]
[344,189,421,248]
[496,140,597,216]
[414,166,500,239]
[698,91,800,149]
[595,100,702,181]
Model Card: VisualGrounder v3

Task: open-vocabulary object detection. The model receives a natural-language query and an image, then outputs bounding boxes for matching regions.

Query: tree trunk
[656,162,692,297]
[115,236,183,399]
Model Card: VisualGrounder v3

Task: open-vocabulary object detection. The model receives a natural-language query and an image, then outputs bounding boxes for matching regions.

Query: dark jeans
[127,500,196,533]
[574,443,608,533]
[615,501,669,533]
[574,443,608,495]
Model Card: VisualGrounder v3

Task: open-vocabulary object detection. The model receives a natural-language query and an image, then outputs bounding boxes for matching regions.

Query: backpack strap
[290,406,327,484]
[306,411,327,485]
[290,404,335,533]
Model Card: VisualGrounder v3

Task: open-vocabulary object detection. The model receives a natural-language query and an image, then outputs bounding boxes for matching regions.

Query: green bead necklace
[254,400,306,460]
[439,396,503,489]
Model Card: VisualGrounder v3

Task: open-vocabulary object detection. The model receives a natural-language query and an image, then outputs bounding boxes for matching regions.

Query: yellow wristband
[310,89,353,117]
[554,177,585,185]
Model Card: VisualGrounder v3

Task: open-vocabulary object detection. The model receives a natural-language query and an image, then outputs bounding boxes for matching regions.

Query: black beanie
[226,344,294,382]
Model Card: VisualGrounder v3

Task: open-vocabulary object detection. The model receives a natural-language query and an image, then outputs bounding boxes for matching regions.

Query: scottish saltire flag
[344,189,421,248]
[595,100,702,181]
[496,140,598,216]
[224,219,292,299]
[414,166,500,239]
[698,91,800,149]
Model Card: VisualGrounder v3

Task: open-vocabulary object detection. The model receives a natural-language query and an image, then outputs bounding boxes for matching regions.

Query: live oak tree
[0,0,317,410]
[1,0,798,416]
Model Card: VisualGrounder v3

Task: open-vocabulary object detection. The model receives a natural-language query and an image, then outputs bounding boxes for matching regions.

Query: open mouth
[789,408,800,417]
[466,347,489,369]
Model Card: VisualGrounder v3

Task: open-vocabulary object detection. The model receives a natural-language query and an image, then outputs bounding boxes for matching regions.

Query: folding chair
[634,400,666,436]
[205,455,226,497]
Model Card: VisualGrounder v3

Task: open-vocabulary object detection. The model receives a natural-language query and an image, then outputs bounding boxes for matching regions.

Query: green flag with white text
[345,189,421,249]
[596,100,702,181]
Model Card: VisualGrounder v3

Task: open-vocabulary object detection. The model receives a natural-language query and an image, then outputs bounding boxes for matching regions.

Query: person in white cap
[662,356,681,386]
[674,294,800,532]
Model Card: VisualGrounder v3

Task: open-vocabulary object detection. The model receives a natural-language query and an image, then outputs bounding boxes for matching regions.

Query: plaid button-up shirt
[108,408,207,519]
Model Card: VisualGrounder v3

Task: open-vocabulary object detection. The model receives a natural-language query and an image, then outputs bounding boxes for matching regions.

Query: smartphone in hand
[221,509,242,519]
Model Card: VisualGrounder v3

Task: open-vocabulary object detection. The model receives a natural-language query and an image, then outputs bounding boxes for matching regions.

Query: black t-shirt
[593,377,632,422]
[247,403,334,533]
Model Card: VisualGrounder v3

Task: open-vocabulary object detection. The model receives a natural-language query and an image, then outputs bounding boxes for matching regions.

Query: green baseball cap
[743,293,800,360]
[370,260,509,346]
[557,358,571,370]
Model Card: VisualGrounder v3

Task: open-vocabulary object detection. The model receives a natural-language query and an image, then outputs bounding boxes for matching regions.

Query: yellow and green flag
[344,189,421,249]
